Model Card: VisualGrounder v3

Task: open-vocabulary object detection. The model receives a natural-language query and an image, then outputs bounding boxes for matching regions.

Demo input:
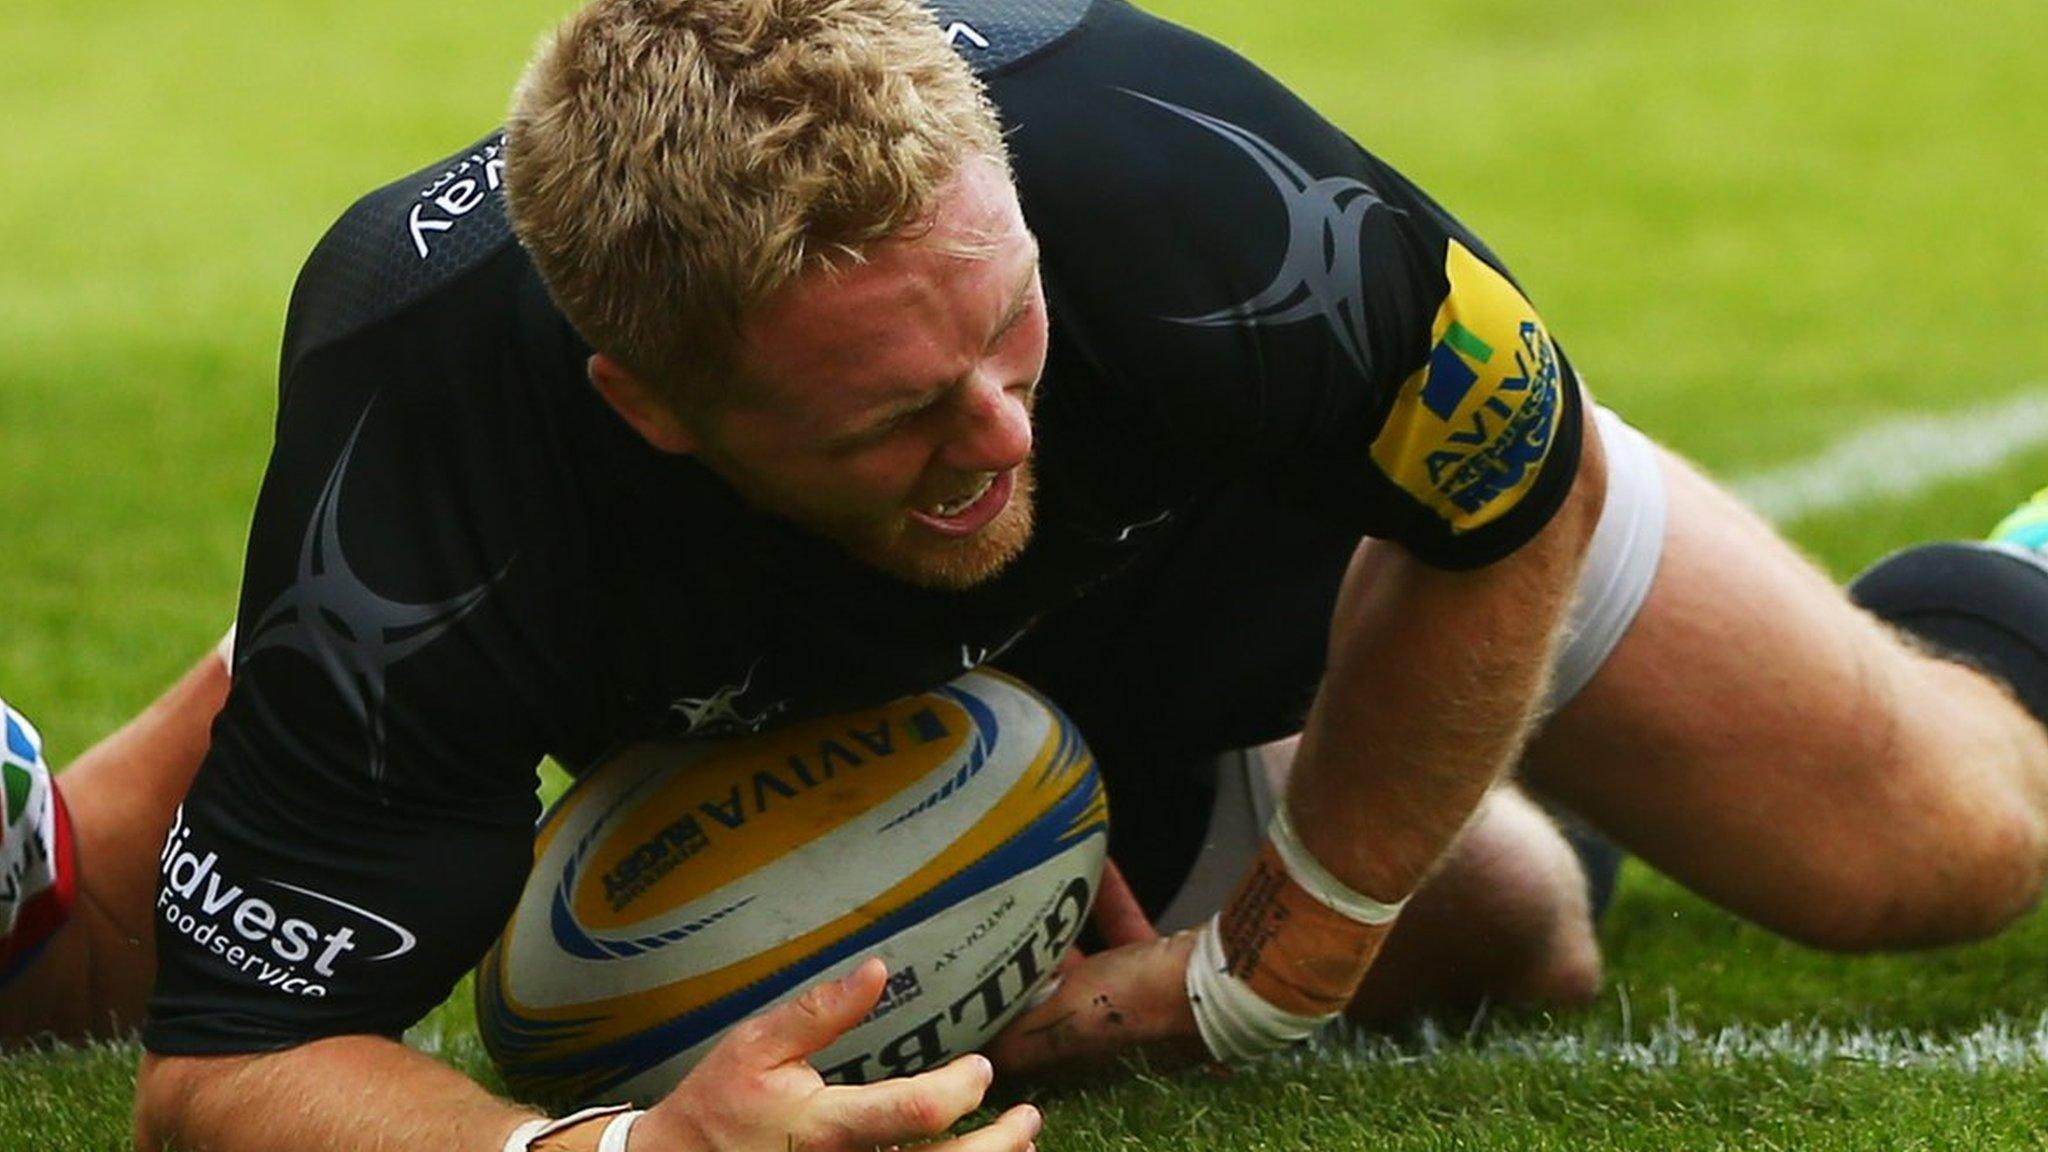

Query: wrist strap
[1269,805,1408,925]
[503,1105,642,1152]
[1185,804,1412,1062]
[1185,914,1333,1061]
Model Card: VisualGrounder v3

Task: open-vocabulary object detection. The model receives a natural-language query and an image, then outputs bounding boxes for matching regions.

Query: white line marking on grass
[1728,388,2048,526]
[1327,1011,2048,1071]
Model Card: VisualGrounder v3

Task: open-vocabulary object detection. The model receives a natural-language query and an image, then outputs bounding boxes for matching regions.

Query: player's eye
[828,407,920,454]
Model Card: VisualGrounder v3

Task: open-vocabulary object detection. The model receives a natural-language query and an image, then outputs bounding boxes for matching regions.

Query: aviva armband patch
[1369,240,1564,534]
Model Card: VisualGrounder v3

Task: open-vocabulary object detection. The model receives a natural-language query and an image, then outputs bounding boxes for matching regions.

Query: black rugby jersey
[145,0,1583,1053]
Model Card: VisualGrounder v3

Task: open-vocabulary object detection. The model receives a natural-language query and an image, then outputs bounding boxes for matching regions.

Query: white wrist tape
[1268,805,1408,926]
[502,1105,643,1152]
[1185,914,1332,1062]
[215,623,237,675]
[1184,804,1412,1062]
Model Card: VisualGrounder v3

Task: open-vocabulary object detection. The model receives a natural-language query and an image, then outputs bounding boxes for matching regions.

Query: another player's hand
[634,958,1043,1151]
[983,861,1207,1079]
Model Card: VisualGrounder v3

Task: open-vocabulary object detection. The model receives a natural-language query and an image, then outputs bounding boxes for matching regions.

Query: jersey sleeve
[143,158,597,1053]
[987,0,1584,568]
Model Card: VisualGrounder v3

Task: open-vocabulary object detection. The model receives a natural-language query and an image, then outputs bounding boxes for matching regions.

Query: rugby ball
[477,669,1108,1105]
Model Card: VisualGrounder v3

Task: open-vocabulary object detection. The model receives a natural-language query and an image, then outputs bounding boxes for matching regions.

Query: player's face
[697,157,1049,589]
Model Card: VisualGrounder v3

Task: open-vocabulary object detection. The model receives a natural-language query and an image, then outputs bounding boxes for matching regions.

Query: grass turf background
[3,0,2046,1146]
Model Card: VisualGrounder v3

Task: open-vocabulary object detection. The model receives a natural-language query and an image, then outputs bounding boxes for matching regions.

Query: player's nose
[941,373,1034,473]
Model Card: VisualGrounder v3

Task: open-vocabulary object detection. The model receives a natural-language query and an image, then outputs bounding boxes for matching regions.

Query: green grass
[5,0,2047,1146]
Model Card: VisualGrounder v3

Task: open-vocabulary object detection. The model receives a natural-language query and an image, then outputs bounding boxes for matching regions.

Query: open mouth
[908,470,1013,537]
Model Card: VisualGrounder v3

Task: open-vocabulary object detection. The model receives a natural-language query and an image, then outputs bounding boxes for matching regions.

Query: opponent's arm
[136,959,1043,1152]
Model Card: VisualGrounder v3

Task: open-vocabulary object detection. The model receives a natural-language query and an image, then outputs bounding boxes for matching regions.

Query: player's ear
[587,353,699,455]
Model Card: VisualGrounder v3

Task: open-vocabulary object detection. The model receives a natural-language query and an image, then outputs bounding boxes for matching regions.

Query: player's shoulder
[927,0,1094,75]
[978,1,1442,380]
[282,133,525,369]
[255,132,596,586]
[938,0,1240,82]
[981,0,1410,256]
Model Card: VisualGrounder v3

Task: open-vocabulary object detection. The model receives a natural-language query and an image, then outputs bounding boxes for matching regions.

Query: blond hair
[505,0,1008,409]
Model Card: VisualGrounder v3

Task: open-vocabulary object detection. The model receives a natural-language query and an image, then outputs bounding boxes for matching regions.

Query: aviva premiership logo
[1370,240,1564,533]
[548,700,972,961]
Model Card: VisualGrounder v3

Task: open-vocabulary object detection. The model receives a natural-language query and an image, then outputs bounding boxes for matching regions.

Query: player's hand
[634,958,1043,1151]
[985,861,1206,1079]
[986,929,1206,1080]
[1046,856,1157,984]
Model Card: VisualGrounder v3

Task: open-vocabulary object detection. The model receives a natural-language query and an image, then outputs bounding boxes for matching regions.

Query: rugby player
[6,0,2048,1148]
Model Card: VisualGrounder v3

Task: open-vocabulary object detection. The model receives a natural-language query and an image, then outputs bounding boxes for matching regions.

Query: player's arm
[1178,398,1605,1061]
[135,1038,535,1151]
[1278,396,1607,966]
[135,961,1042,1152]
[987,416,1605,1073]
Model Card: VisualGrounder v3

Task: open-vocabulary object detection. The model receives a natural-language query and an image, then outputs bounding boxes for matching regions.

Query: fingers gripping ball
[0,700,74,979]
[478,670,1109,1105]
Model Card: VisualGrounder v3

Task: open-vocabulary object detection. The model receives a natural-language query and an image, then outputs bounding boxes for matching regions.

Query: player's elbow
[134,1053,194,1152]
[133,1051,251,1151]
